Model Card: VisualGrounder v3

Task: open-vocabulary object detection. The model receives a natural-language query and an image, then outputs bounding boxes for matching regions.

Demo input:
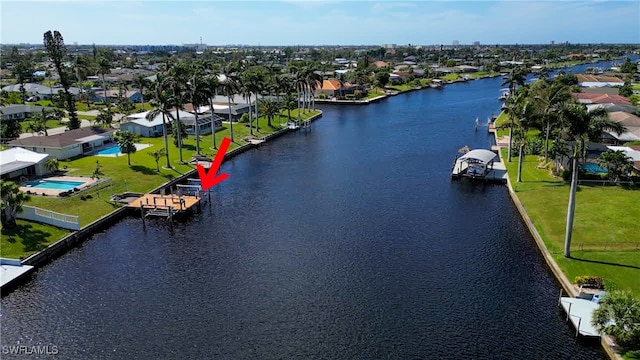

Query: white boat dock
[0,258,35,291]
[451,149,508,183]
[559,297,601,337]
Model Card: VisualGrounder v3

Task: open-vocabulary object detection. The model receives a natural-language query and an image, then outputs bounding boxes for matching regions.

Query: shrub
[575,275,605,289]
[318,94,326,99]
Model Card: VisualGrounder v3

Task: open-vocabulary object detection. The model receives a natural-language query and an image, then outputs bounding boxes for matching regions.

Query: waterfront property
[7,127,116,160]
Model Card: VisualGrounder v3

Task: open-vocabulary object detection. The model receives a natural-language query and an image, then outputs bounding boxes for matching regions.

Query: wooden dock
[128,193,201,216]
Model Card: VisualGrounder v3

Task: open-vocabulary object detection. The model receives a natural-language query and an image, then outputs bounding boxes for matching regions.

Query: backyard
[501,150,640,296]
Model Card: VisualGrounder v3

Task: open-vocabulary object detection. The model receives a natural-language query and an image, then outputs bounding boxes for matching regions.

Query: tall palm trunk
[517,142,524,182]
[564,154,579,258]
[507,126,513,162]
[194,110,200,154]
[162,113,171,168]
[176,111,183,162]
[248,94,253,136]
[227,96,234,142]
[544,124,551,162]
[209,98,217,149]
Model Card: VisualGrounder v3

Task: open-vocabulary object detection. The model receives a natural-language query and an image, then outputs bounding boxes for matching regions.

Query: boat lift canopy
[458,149,497,165]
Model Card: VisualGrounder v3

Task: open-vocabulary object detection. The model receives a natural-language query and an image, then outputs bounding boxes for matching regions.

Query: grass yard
[1,109,321,259]
[502,149,640,296]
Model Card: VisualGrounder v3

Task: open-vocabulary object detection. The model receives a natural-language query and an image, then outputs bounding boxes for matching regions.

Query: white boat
[286,122,299,130]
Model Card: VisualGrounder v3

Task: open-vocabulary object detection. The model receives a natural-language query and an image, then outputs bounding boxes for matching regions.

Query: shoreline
[14,112,323,275]
[494,139,622,360]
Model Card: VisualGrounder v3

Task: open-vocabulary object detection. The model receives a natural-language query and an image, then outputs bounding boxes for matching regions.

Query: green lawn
[441,73,460,81]
[1,109,321,259]
[502,150,640,296]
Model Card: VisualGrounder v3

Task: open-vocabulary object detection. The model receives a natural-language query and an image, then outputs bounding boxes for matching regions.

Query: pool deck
[19,176,98,197]
[96,143,152,157]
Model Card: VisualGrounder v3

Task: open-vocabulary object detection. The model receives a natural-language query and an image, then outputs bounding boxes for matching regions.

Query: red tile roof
[573,93,631,105]
[322,80,342,90]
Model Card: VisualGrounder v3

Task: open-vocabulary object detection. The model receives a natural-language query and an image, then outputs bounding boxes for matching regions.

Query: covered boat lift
[451,149,507,183]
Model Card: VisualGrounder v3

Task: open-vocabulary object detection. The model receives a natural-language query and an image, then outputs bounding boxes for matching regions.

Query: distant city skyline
[1,1,639,46]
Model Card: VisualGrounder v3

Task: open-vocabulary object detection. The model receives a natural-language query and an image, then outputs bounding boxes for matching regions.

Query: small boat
[286,122,299,130]
[498,90,510,101]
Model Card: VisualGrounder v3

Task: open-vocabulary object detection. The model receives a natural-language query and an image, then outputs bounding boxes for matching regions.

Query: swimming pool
[97,145,121,155]
[581,163,607,174]
[24,179,86,191]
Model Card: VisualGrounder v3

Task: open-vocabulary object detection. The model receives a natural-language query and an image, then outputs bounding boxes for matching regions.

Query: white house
[120,109,221,137]
[7,127,116,160]
[0,147,51,180]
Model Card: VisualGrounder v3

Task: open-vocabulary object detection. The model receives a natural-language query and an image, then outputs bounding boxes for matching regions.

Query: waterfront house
[576,74,624,88]
[120,109,220,137]
[7,127,116,160]
[573,93,631,105]
[0,147,51,180]
[316,80,362,98]
[0,104,55,121]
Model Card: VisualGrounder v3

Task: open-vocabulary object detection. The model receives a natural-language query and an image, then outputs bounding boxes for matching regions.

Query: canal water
[1,77,605,359]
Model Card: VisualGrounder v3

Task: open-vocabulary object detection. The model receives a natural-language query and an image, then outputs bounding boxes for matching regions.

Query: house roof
[373,61,388,68]
[609,111,640,127]
[94,90,141,98]
[573,93,631,105]
[0,147,49,176]
[8,127,115,149]
[576,74,624,85]
[0,104,54,116]
[321,79,342,90]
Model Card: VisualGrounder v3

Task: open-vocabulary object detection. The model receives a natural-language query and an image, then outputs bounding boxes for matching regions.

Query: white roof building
[0,147,51,180]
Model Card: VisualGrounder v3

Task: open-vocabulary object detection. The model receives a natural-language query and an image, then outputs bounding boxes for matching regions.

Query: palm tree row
[143,60,321,166]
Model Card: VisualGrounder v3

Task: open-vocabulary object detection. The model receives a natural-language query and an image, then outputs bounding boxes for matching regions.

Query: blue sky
[1,1,638,46]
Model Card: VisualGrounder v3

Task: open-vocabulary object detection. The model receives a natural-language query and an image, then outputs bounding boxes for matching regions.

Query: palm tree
[501,67,526,99]
[147,74,174,169]
[597,150,633,183]
[559,105,625,258]
[44,157,59,173]
[148,148,166,172]
[116,131,137,166]
[220,63,240,142]
[532,79,572,162]
[502,91,525,162]
[0,180,30,229]
[27,110,48,136]
[592,290,640,347]
[512,94,538,182]
[186,65,208,154]
[166,64,189,162]
[282,93,297,123]
[259,99,279,128]
[133,75,150,110]
[305,68,322,111]
[95,108,113,128]
[97,56,111,108]
[204,74,220,150]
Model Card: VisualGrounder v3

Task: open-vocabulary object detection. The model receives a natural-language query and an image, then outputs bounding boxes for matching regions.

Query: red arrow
[196,137,231,191]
